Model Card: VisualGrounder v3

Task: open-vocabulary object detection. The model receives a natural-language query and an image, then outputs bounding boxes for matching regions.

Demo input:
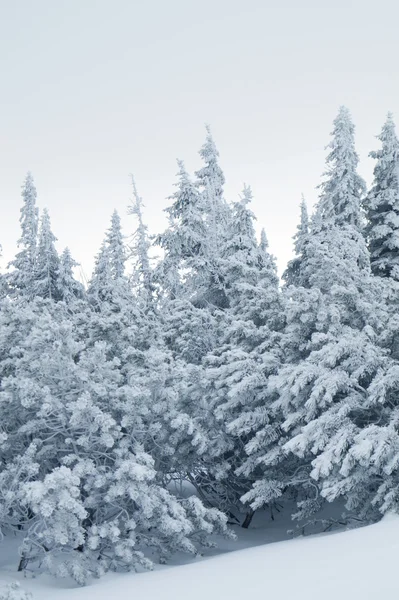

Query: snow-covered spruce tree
[106,210,126,282]
[283,195,309,286]
[238,107,399,523]
[155,160,208,302]
[0,298,231,584]
[120,179,215,491]
[88,211,130,309]
[87,241,111,304]
[316,106,366,229]
[57,248,85,303]
[7,173,39,298]
[364,113,399,279]
[155,160,218,365]
[188,185,285,524]
[33,209,60,300]
[127,178,155,306]
[81,191,222,529]
[85,209,139,367]
[194,125,232,308]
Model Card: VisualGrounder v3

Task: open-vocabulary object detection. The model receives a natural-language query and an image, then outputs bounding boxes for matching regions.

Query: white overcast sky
[1,0,399,280]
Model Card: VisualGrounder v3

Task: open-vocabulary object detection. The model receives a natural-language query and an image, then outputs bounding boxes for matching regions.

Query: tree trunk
[17,554,28,572]
[241,509,255,529]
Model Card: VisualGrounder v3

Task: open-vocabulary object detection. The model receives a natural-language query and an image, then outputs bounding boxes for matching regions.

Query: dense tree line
[1,107,399,583]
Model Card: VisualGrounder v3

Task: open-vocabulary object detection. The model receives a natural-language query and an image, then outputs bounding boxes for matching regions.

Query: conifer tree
[33,209,60,301]
[364,113,399,279]
[192,186,284,521]
[127,178,154,304]
[8,173,39,298]
[193,127,232,307]
[156,160,207,301]
[283,196,309,286]
[88,210,130,306]
[239,108,386,521]
[88,242,111,305]
[196,125,225,193]
[259,227,268,254]
[57,248,85,303]
[317,106,366,229]
[195,125,231,244]
[107,210,126,281]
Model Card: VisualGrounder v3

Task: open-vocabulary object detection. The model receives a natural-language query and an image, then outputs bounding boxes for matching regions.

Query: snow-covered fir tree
[33,209,60,300]
[57,248,85,303]
[155,159,218,367]
[194,125,232,308]
[190,185,284,523]
[156,160,207,301]
[88,211,130,307]
[283,195,309,286]
[317,106,366,229]
[241,107,398,523]
[127,178,154,304]
[7,173,39,298]
[364,113,399,279]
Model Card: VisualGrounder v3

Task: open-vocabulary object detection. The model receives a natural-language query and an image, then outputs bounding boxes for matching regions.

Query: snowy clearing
[0,514,398,600]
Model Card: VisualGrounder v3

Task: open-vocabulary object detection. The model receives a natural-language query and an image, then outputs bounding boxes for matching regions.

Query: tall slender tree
[128,178,154,304]
[192,186,284,522]
[57,247,85,303]
[88,211,129,306]
[239,108,387,522]
[364,113,399,279]
[156,160,207,301]
[283,196,309,286]
[317,106,366,229]
[33,208,60,300]
[8,172,39,298]
[195,126,231,255]
[194,126,232,308]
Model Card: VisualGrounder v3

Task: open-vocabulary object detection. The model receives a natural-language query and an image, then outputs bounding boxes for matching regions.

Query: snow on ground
[0,512,398,599]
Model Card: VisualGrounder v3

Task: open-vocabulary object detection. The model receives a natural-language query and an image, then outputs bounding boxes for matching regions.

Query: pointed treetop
[260,228,268,252]
[7,172,40,297]
[34,208,60,300]
[225,184,257,255]
[19,171,39,250]
[370,112,399,162]
[60,247,78,272]
[176,158,189,180]
[282,195,310,286]
[299,193,308,223]
[239,183,253,207]
[365,113,399,278]
[57,247,85,302]
[22,171,37,201]
[316,106,366,229]
[165,159,202,221]
[129,175,145,217]
[195,124,226,195]
[386,111,394,123]
[293,195,309,255]
[128,176,153,300]
[106,209,126,281]
[39,207,52,230]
